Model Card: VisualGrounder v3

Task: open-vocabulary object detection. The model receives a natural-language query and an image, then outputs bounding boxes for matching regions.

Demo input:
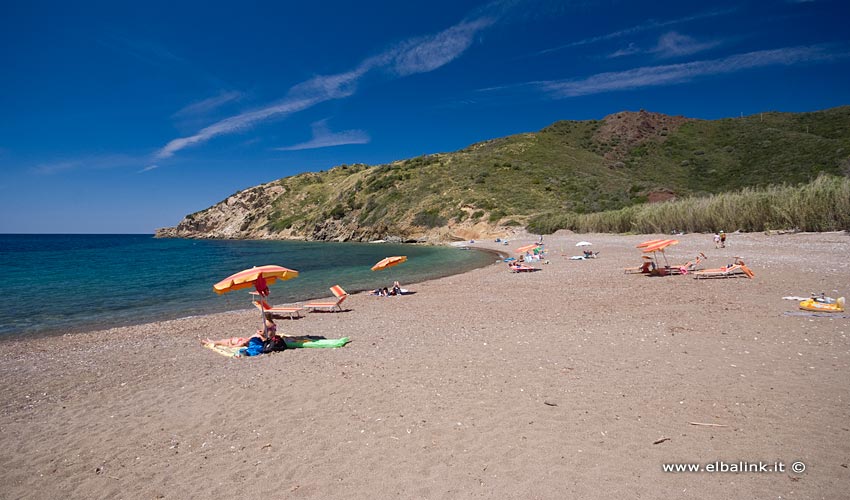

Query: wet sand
[1,231,848,499]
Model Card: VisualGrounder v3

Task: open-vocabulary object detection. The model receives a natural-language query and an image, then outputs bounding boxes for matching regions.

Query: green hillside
[163,106,850,241]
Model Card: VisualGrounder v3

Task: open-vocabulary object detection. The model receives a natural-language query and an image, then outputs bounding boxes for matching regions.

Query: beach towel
[204,343,244,357]
[203,336,351,357]
[241,336,265,356]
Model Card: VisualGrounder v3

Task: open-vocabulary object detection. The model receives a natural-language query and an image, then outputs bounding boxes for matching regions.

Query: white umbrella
[576,241,592,247]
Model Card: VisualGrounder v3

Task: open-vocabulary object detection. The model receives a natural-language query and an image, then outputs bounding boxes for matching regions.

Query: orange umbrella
[371,256,407,271]
[214,264,299,336]
[516,244,541,254]
[641,239,679,268]
[213,265,299,294]
[636,239,665,249]
[641,239,679,253]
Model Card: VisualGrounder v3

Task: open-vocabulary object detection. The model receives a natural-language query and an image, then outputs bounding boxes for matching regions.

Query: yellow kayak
[799,296,845,313]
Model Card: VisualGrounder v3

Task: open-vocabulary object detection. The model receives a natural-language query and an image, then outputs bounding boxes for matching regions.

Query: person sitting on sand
[238,316,277,357]
[392,281,402,296]
[203,316,274,347]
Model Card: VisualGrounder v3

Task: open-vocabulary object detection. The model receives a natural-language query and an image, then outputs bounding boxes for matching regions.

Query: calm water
[0,235,496,336]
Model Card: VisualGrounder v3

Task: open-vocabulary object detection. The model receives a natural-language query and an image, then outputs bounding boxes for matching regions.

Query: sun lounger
[692,258,754,279]
[624,259,655,274]
[304,285,349,312]
[668,253,707,275]
[253,300,305,319]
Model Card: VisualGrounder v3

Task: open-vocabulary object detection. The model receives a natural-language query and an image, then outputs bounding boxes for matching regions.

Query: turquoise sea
[0,235,496,336]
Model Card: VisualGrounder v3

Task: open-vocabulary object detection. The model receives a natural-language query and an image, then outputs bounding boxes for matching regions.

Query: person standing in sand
[720,231,727,248]
[713,233,721,248]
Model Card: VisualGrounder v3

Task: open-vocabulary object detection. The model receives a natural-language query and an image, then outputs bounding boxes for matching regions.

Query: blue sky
[1,0,849,233]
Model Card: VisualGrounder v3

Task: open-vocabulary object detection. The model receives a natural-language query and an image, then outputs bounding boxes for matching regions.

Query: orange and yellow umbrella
[213,265,299,295]
[641,239,679,253]
[371,256,407,271]
[636,239,665,249]
[640,239,679,268]
[516,244,541,254]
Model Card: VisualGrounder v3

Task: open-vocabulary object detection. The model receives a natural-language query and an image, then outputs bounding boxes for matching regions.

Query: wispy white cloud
[539,45,845,97]
[154,15,495,161]
[652,32,722,58]
[156,95,324,159]
[172,91,243,118]
[537,8,736,55]
[607,42,641,59]
[274,119,370,151]
[389,18,495,76]
[139,164,160,173]
[32,160,81,175]
[609,32,721,59]
[31,154,143,175]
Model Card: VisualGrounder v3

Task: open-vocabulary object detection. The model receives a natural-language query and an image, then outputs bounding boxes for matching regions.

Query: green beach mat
[203,336,350,357]
[283,336,350,348]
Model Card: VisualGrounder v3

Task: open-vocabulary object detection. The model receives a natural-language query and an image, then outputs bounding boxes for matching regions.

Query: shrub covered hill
[156,106,850,242]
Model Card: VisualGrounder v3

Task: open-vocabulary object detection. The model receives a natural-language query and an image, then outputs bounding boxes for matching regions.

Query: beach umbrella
[576,241,592,247]
[213,265,299,294]
[371,256,407,294]
[641,239,678,253]
[213,265,299,334]
[371,255,407,271]
[515,244,541,254]
[636,239,665,249]
[641,239,679,268]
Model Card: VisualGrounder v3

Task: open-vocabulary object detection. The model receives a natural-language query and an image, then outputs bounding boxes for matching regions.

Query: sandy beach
[1,231,848,499]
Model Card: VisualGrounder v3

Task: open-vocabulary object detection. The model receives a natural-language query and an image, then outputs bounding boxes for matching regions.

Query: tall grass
[527,175,850,234]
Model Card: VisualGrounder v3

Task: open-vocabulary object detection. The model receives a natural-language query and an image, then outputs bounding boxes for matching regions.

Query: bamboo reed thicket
[527,175,850,234]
